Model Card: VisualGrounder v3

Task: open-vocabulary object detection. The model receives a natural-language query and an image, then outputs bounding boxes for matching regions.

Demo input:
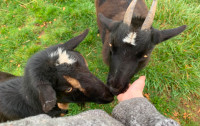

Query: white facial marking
[123,32,137,46]
[49,47,76,65]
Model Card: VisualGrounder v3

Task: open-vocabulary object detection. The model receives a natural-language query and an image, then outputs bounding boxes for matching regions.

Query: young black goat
[0,29,113,122]
[95,0,186,95]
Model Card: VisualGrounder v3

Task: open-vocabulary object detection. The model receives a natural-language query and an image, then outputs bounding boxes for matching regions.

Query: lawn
[0,0,199,125]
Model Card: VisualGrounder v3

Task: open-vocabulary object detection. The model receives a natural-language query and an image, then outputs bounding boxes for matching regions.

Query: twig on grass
[86,47,96,57]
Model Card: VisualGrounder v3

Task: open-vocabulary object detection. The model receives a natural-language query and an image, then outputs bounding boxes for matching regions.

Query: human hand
[117,76,146,102]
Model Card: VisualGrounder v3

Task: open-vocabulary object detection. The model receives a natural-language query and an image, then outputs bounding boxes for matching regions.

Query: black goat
[95,0,186,95]
[0,29,113,122]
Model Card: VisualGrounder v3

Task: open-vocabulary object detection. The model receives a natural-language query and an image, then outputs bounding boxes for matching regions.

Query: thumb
[117,76,146,102]
[128,76,145,92]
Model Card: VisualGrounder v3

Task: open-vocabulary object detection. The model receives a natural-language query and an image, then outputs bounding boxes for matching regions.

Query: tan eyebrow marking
[63,76,86,94]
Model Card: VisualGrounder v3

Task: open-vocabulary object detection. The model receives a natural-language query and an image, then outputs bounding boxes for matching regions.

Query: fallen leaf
[63,7,65,11]
[54,19,56,21]
[144,93,150,100]
[183,112,191,119]
[173,111,179,117]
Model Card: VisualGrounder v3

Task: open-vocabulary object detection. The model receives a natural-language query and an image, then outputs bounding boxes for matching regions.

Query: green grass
[0,0,199,125]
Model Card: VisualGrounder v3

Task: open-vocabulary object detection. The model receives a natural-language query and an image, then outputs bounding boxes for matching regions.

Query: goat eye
[109,44,115,54]
[65,87,73,93]
[144,55,148,58]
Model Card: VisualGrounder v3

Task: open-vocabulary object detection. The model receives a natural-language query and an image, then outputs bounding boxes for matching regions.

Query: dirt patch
[179,94,200,123]
[151,87,200,124]
[168,93,200,124]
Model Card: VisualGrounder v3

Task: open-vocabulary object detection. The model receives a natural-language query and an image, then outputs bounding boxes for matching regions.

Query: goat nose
[109,87,120,95]
[100,89,114,103]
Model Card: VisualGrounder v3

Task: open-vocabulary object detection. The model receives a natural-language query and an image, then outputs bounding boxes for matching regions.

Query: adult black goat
[95,0,186,95]
[0,29,113,122]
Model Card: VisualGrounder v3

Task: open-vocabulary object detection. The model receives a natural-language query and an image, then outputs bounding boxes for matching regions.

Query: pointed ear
[157,25,187,43]
[37,84,57,113]
[64,29,89,50]
[98,13,118,31]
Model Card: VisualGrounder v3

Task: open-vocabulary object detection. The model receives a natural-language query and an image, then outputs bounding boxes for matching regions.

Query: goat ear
[156,25,186,44]
[98,13,118,31]
[37,84,57,113]
[63,29,89,50]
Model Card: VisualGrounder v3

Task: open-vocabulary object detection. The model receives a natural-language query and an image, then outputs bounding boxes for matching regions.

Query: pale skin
[117,76,145,102]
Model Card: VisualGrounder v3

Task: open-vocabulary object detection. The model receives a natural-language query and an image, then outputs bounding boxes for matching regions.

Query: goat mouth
[109,87,120,95]
[93,95,114,104]
[109,82,129,95]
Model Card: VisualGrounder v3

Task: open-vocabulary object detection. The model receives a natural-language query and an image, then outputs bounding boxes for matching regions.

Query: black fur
[98,0,106,6]
[0,29,113,122]
[0,72,16,82]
